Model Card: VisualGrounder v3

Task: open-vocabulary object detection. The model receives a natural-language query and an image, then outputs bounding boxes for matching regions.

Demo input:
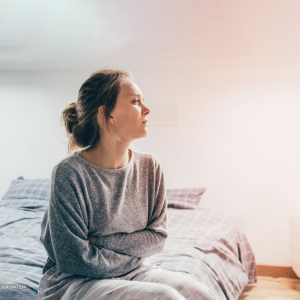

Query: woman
[37,69,216,300]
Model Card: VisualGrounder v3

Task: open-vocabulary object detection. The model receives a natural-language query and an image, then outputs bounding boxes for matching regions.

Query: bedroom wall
[1,0,300,267]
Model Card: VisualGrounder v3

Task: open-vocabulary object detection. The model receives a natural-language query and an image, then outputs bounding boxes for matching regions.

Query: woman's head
[61,68,150,155]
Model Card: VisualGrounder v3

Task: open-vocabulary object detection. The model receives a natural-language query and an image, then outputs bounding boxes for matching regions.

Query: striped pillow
[166,187,206,209]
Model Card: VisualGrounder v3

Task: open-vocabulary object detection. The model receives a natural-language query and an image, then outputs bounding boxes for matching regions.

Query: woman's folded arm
[94,162,168,258]
[94,227,167,257]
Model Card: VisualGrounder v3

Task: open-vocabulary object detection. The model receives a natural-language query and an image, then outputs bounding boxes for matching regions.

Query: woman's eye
[133,100,140,103]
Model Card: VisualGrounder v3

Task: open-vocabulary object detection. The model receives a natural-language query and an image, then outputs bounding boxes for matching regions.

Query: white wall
[1,0,300,267]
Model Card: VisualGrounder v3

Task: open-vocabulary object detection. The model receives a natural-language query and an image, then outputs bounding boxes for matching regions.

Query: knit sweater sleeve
[95,157,168,258]
[40,163,143,279]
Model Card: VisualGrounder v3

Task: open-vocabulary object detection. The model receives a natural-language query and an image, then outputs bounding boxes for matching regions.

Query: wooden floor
[239,276,300,300]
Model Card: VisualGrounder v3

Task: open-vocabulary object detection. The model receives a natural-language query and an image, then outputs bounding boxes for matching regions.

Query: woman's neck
[79,147,131,170]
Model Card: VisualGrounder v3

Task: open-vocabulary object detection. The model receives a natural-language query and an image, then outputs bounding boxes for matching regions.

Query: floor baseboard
[256,265,299,279]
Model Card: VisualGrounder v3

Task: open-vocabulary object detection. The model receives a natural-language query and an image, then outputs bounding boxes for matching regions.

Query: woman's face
[108,78,150,140]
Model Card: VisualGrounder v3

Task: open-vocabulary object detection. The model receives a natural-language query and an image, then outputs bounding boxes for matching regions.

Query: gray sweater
[40,149,168,279]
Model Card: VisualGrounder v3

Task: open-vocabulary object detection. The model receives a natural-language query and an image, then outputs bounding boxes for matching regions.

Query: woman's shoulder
[133,149,162,168]
[50,153,83,181]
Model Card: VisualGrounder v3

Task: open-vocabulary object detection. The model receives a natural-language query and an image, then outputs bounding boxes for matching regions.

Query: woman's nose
[144,105,150,114]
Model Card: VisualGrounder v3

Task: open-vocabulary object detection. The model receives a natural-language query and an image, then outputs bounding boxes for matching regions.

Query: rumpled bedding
[148,207,257,300]
[0,199,257,300]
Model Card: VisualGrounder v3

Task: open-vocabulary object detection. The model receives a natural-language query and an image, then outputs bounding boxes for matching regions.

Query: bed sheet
[147,207,257,300]
[0,203,256,300]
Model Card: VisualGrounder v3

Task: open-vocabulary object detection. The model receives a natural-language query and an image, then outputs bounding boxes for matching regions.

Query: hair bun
[61,102,79,135]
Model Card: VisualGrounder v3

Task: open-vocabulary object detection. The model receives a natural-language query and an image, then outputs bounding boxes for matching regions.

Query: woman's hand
[88,235,96,246]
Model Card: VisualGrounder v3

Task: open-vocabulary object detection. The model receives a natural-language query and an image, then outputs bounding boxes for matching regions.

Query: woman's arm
[88,237,146,262]
[92,162,168,258]
[40,164,143,279]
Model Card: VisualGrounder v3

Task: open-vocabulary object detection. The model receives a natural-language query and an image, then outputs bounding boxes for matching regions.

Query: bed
[0,176,257,300]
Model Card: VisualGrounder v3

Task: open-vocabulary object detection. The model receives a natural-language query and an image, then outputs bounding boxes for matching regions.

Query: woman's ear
[97,106,106,124]
[98,105,105,117]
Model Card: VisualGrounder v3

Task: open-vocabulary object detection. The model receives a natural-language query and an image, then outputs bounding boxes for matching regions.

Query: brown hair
[61,68,135,155]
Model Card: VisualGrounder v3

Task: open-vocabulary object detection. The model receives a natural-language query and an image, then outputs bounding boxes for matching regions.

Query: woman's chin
[139,131,148,138]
